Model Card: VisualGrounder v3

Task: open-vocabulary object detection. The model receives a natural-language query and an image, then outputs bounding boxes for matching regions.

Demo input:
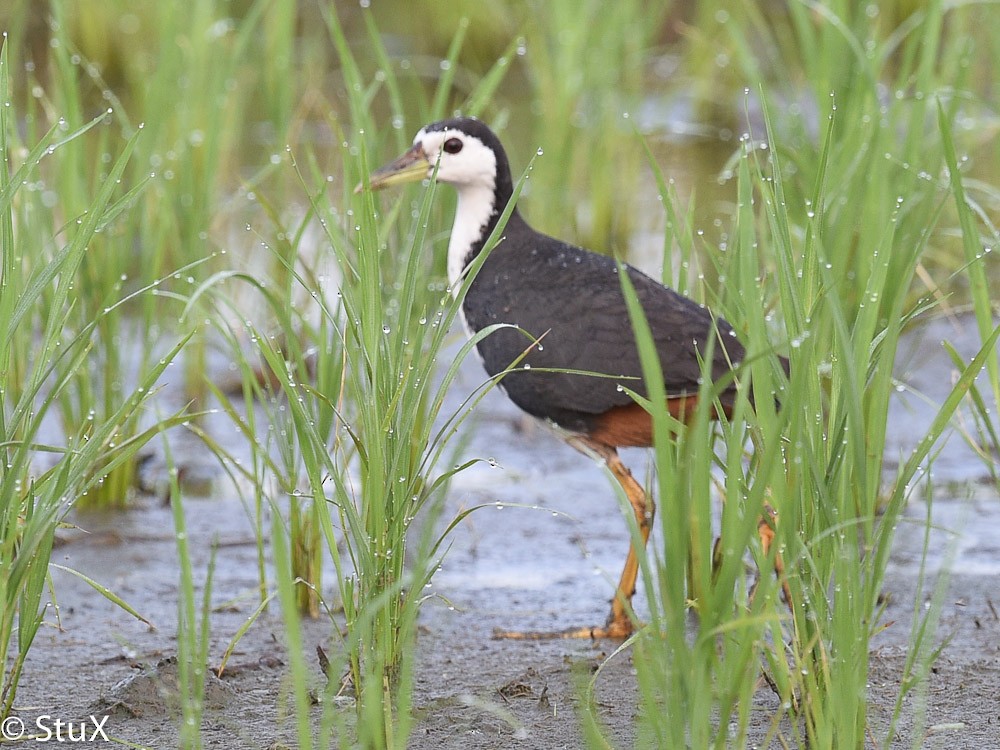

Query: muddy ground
[9,313,1000,749]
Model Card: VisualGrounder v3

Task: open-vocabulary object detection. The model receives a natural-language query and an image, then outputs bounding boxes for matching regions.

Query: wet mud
[9,313,1000,748]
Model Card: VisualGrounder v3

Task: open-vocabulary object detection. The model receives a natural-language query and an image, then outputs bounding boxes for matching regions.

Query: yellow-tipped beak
[354,143,430,194]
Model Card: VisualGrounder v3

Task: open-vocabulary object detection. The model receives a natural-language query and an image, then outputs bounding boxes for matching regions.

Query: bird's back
[462,223,746,434]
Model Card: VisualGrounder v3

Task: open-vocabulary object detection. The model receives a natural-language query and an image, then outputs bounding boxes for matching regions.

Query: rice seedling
[585,3,1000,748]
[196,146,488,747]
[517,0,673,250]
[189,207,343,619]
[35,0,306,409]
[2,1,251,508]
[317,11,542,736]
[35,8,158,510]
[0,36,189,716]
[190,7,529,746]
[164,434,217,750]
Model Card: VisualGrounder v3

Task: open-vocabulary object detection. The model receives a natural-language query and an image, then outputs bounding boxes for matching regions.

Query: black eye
[443,137,463,154]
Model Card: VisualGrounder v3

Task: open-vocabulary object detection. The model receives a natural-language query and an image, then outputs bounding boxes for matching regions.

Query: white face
[414,128,497,190]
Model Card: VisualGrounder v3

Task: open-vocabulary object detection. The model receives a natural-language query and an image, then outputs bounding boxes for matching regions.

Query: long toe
[492,615,636,641]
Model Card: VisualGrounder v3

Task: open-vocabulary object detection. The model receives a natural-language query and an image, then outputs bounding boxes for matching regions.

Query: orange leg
[756,502,794,610]
[493,438,652,640]
[713,503,793,610]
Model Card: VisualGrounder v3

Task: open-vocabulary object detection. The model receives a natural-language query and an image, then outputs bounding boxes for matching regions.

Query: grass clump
[199,125,491,750]
[517,0,672,251]
[0,37,188,717]
[195,8,523,746]
[165,434,218,750]
[592,3,1000,748]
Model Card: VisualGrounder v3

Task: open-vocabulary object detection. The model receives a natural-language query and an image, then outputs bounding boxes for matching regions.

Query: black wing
[463,236,745,430]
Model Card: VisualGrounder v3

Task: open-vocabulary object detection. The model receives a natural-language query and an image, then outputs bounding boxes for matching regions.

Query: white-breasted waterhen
[361,117,787,640]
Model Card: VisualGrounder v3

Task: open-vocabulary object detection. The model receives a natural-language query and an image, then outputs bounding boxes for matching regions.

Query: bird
[361,116,786,639]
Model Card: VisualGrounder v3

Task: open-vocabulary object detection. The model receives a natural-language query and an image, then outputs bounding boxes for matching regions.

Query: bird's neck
[447,181,521,296]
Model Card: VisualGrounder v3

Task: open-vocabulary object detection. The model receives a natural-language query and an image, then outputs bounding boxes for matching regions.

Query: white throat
[447,183,496,296]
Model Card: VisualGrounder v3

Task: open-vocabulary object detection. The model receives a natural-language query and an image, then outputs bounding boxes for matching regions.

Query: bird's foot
[492,614,635,641]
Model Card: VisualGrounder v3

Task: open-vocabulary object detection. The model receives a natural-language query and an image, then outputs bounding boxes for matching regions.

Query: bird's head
[358,117,503,193]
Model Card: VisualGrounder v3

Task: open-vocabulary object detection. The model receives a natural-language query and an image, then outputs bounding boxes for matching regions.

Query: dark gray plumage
[422,118,745,435]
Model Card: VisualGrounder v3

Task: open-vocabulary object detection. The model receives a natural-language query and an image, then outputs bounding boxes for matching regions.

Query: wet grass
[586,4,1000,749]
[166,433,218,750]
[1,1,998,748]
[606,107,997,749]
[516,0,671,251]
[187,8,525,746]
[0,35,189,715]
